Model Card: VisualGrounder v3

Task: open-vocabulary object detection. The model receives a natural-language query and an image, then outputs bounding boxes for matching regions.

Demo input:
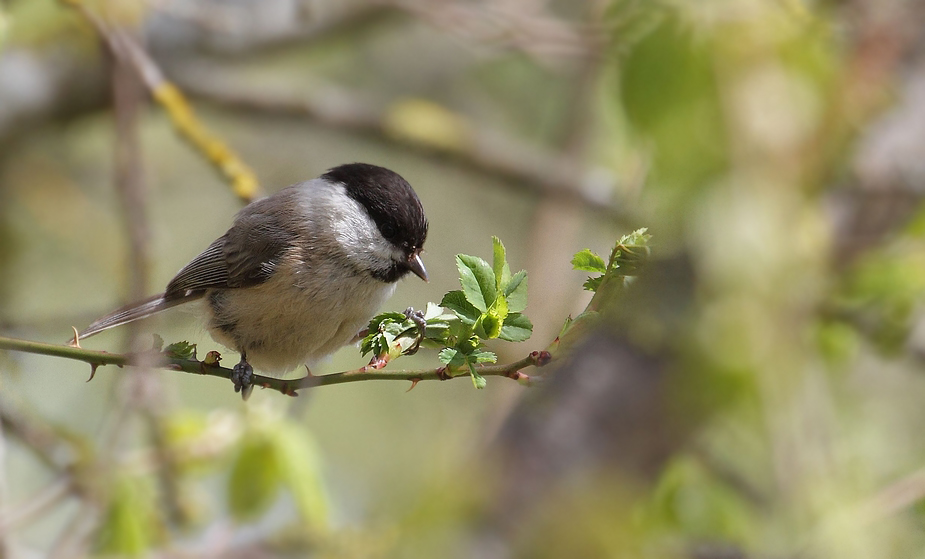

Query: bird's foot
[403,307,427,355]
[232,356,254,400]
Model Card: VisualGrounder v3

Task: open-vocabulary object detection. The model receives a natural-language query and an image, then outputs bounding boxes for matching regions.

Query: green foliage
[228,432,281,520]
[228,416,328,526]
[163,340,196,360]
[360,303,455,360]
[619,15,728,190]
[573,228,651,293]
[362,233,653,389]
[96,476,163,555]
[638,456,756,543]
[273,420,328,527]
[836,241,925,353]
[363,236,533,389]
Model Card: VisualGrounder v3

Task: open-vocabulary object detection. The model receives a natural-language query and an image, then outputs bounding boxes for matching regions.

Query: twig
[0,476,73,536]
[0,399,69,472]
[58,0,261,203]
[0,335,549,396]
[854,467,925,524]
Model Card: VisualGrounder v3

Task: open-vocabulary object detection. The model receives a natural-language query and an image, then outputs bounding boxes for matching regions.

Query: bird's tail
[78,292,196,340]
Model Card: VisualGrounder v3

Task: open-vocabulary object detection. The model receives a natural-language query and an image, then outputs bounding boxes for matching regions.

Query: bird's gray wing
[162,237,231,299]
[164,194,299,298]
[79,192,300,340]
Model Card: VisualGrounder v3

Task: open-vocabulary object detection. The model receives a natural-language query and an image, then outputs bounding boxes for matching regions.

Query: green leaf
[438,347,467,367]
[163,340,196,360]
[618,227,652,247]
[441,290,481,325]
[272,422,329,527]
[492,236,512,290]
[368,312,408,329]
[97,476,161,555]
[227,434,281,520]
[610,228,652,275]
[469,363,487,389]
[503,270,528,313]
[470,349,498,364]
[583,276,604,292]
[499,313,533,342]
[572,249,608,273]
[457,254,497,312]
[361,312,413,356]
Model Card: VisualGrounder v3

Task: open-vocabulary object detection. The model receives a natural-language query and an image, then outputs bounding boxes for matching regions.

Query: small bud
[203,350,222,366]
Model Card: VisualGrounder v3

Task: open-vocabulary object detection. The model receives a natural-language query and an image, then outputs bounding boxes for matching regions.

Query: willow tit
[79,163,428,395]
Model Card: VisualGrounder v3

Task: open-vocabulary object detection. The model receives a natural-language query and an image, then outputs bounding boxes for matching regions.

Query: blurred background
[2,0,925,557]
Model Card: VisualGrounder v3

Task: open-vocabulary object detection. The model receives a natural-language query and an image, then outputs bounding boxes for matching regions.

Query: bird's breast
[204,253,397,375]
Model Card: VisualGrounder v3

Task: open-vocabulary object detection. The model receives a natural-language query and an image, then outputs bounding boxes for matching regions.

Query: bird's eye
[381,224,397,239]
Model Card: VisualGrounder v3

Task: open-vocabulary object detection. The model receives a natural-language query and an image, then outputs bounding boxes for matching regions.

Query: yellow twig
[152,83,260,203]
[58,0,261,203]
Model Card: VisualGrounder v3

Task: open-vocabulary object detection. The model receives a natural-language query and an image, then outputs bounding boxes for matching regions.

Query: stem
[0,336,551,397]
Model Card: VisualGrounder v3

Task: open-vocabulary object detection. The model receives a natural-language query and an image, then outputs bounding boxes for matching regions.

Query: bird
[78,163,428,397]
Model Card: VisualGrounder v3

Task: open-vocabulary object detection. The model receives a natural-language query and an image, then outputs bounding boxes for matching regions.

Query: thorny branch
[0,335,551,397]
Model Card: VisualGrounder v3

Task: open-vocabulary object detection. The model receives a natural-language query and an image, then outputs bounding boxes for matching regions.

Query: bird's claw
[232,357,254,400]
[403,307,427,355]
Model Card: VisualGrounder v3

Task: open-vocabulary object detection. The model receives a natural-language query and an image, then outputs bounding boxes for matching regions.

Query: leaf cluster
[572,227,651,292]
[362,237,533,389]
[549,229,653,355]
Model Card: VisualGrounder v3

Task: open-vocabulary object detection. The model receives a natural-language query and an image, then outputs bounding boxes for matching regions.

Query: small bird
[79,163,428,396]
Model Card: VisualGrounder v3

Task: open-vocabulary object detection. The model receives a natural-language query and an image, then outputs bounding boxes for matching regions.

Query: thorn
[86,363,99,382]
[406,378,421,392]
[436,367,451,381]
[69,327,81,348]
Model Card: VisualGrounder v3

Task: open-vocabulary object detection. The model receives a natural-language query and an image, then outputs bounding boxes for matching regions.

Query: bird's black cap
[323,163,428,282]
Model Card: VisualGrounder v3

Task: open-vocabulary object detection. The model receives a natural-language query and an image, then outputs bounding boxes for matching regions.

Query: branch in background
[0,335,548,397]
[0,477,72,541]
[110,25,194,531]
[0,401,70,472]
[0,401,85,546]
[59,0,261,203]
[386,0,603,67]
[175,75,630,222]
[148,1,396,57]
[112,32,151,323]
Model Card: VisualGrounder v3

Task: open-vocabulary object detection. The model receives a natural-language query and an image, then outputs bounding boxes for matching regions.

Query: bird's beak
[408,253,428,282]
